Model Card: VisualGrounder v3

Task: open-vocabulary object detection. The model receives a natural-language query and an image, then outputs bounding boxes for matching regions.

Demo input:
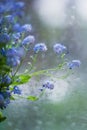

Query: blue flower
[15,2,25,9]
[4,0,24,14]
[2,75,11,85]
[14,47,25,58]
[6,47,25,67]
[6,47,25,57]
[42,82,54,90]
[22,35,35,45]
[68,60,81,69]
[0,91,11,109]
[21,24,32,32]
[13,23,21,32]
[13,86,21,95]
[1,91,11,99]
[6,48,17,57]
[0,33,10,43]
[33,43,47,53]
[53,43,67,54]
[4,1,15,12]
[0,4,5,14]
[13,11,24,18]
[5,15,15,24]
[7,56,20,67]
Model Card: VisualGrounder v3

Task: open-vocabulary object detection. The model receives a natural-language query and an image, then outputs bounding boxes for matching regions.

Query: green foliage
[10,96,15,100]
[0,112,6,122]
[12,74,31,86]
[0,54,11,74]
[27,96,39,101]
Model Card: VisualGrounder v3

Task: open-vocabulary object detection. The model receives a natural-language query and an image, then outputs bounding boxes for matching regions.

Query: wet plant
[0,0,81,122]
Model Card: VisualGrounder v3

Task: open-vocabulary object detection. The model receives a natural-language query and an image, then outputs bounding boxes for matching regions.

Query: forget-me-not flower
[68,60,81,69]
[53,43,67,54]
[42,81,54,90]
[22,35,35,45]
[33,43,47,53]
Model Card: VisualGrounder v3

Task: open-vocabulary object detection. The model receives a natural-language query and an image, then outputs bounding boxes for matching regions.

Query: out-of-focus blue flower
[3,0,24,13]
[7,56,20,67]
[0,91,11,109]
[68,60,81,69]
[0,33,10,43]
[53,43,67,54]
[6,48,17,57]
[6,47,25,67]
[15,1,25,9]
[42,81,54,90]
[21,24,32,32]
[22,35,35,45]
[33,43,47,53]
[0,4,5,14]
[0,0,25,17]
[4,1,14,12]
[5,15,15,24]
[13,86,21,95]
[13,23,33,33]
[2,91,11,99]
[6,47,25,57]
[14,47,25,58]
[13,23,21,32]
[2,75,11,85]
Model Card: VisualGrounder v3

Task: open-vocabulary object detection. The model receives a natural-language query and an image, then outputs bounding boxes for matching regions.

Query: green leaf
[0,116,6,122]
[0,65,11,71]
[27,96,39,101]
[0,43,6,49]
[10,96,15,100]
[12,74,31,86]
[0,112,3,117]
[0,112,6,123]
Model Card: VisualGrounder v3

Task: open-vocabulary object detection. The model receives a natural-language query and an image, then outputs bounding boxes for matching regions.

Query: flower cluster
[43,81,54,90]
[53,43,67,54]
[33,43,47,53]
[0,0,81,122]
[67,60,81,69]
